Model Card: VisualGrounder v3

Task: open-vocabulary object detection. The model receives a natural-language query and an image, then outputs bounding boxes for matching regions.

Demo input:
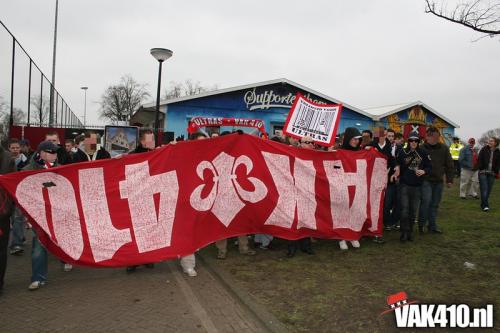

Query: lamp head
[150,48,173,62]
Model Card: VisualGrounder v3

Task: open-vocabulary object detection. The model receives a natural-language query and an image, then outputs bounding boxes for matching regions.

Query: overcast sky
[1,0,499,139]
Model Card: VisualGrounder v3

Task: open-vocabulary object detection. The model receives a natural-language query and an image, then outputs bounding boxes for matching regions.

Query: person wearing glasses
[396,131,432,242]
[286,136,315,257]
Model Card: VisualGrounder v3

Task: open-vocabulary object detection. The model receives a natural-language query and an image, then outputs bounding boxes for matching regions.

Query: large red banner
[0,134,387,267]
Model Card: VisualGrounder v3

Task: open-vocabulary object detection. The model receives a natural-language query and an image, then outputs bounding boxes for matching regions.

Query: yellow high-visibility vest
[449,143,463,161]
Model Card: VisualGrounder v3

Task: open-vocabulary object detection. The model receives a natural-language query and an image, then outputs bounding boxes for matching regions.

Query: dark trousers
[400,184,421,234]
[0,216,11,290]
[454,160,461,177]
[287,238,312,253]
[383,182,401,227]
[479,173,495,209]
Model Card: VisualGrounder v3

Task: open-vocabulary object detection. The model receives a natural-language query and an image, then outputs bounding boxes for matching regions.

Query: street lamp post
[49,0,59,126]
[150,48,173,146]
[81,86,88,127]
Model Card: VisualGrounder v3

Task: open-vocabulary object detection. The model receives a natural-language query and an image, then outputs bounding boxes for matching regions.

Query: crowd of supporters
[0,126,498,293]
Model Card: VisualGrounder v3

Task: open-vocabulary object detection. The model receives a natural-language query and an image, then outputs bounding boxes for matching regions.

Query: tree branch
[425,0,500,35]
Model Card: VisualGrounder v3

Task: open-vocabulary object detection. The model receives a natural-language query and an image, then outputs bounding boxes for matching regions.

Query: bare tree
[479,127,500,146]
[163,81,184,99]
[0,96,26,140]
[424,0,500,37]
[30,94,50,125]
[99,75,150,122]
[162,79,218,100]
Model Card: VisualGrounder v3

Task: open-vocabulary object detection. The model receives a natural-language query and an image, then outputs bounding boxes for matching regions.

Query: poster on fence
[0,134,386,267]
[283,93,342,147]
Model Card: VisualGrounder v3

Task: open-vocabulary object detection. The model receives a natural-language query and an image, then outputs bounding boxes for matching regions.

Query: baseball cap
[37,141,58,153]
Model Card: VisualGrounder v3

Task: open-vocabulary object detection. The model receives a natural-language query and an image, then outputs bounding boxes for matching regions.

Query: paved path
[0,237,273,333]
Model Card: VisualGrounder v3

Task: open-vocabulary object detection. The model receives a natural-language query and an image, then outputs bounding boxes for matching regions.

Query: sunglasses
[408,139,420,143]
[301,141,313,144]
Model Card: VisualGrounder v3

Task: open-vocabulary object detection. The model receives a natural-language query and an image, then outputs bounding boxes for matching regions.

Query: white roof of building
[139,78,373,118]
[367,101,459,128]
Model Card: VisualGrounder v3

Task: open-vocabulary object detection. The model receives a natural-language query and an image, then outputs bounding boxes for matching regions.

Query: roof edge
[138,78,372,118]
[371,101,459,128]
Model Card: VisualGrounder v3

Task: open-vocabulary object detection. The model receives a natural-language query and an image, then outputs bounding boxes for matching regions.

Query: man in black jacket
[367,128,399,237]
[45,131,72,165]
[418,126,454,234]
[72,131,111,162]
[386,129,404,231]
[397,131,432,242]
[131,129,155,154]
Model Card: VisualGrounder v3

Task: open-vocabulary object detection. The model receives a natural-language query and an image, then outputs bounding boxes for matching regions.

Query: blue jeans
[31,231,48,283]
[479,173,495,209]
[383,182,401,227]
[254,234,273,247]
[418,181,444,231]
[9,206,25,249]
[400,184,421,233]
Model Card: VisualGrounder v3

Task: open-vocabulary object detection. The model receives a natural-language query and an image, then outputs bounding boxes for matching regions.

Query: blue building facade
[133,79,457,143]
[161,79,373,138]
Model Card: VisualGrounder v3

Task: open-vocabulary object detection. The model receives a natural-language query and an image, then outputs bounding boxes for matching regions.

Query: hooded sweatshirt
[341,127,361,151]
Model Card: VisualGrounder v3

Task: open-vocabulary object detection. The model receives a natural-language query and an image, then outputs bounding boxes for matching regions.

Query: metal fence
[0,19,83,132]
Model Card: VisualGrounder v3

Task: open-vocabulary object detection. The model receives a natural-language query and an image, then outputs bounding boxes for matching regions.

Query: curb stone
[197,252,291,333]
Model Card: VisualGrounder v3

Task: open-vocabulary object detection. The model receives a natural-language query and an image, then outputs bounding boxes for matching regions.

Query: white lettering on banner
[369,158,388,231]
[119,162,179,253]
[243,88,327,111]
[190,152,268,226]
[79,168,132,262]
[262,152,317,229]
[193,117,223,127]
[323,159,368,231]
[16,173,84,260]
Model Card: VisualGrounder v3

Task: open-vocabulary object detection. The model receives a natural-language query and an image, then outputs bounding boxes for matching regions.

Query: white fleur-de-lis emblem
[190,152,267,226]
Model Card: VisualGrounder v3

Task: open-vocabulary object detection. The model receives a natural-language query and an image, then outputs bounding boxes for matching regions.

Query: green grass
[201,182,500,332]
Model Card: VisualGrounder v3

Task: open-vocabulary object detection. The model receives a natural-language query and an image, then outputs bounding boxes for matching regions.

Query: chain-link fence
[0,19,84,140]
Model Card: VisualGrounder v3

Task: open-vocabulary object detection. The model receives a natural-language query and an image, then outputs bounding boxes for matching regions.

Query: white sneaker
[350,240,360,248]
[339,240,348,250]
[63,263,73,272]
[483,207,489,212]
[183,268,197,277]
[28,281,45,291]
